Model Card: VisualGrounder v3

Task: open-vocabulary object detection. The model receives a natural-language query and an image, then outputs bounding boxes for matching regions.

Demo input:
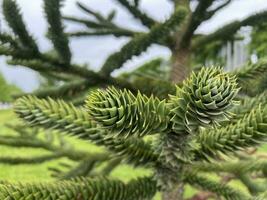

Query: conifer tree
[1,0,267,200]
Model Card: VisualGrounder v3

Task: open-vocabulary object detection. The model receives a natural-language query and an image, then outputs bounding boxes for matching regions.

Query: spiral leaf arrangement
[169,67,239,135]
[11,67,267,200]
[195,104,267,160]
[2,0,267,198]
[86,87,169,138]
[15,96,158,166]
[158,67,240,172]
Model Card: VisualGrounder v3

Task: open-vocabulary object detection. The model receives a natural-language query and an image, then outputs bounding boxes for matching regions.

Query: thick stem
[170,48,191,83]
[158,133,191,200]
[162,184,184,200]
[170,0,192,83]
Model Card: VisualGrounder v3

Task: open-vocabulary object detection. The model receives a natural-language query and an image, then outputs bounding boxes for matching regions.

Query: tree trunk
[170,48,191,83]
[162,184,184,200]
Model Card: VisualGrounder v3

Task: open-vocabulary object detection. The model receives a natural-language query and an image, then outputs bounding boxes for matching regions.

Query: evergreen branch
[119,57,173,98]
[115,0,156,28]
[133,0,140,7]
[100,7,187,76]
[44,0,71,64]
[233,59,267,84]
[7,58,65,73]
[125,76,176,99]
[76,2,106,22]
[63,12,140,37]
[0,45,18,56]
[68,29,138,37]
[192,10,267,49]
[191,159,267,174]
[0,133,102,162]
[50,155,109,179]
[183,172,250,200]
[65,17,140,38]
[180,0,214,47]
[65,4,139,38]
[189,159,267,195]
[2,0,39,54]
[157,67,239,166]
[42,71,74,81]
[7,58,137,92]
[0,176,157,200]
[0,45,30,58]
[195,104,267,160]
[230,91,267,122]
[24,79,89,98]
[127,176,157,200]
[107,10,116,21]
[0,33,19,48]
[168,67,238,135]
[38,57,118,85]
[2,4,138,91]
[14,96,159,166]
[1,124,108,163]
[86,87,169,138]
[0,154,63,165]
[63,16,104,28]
[0,135,55,149]
[52,158,99,179]
[206,0,232,19]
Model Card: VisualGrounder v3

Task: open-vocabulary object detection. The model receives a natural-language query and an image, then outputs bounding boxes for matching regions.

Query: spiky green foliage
[2,0,267,199]
[115,0,155,28]
[233,59,267,85]
[0,33,19,47]
[230,91,267,122]
[87,87,169,138]
[100,7,187,76]
[0,176,156,200]
[119,58,176,99]
[191,158,267,174]
[192,10,267,50]
[2,0,39,54]
[0,0,141,102]
[156,67,239,170]
[0,124,110,168]
[169,67,238,134]
[11,67,267,199]
[183,172,250,200]
[15,96,159,166]
[64,2,139,38]
[195,105,267,160]
[44,0,72,64]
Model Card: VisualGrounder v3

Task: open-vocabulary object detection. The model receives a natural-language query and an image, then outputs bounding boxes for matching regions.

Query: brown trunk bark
[162,184,184,200]
[170,48,190,83]
[169,0,191,84]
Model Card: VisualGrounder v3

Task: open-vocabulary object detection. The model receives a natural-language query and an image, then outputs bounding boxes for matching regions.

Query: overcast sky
[1,0,267,92]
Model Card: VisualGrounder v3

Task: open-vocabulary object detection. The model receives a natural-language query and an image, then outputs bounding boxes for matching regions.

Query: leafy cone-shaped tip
[196,104,267,160]
[169,67,239,134]
[86,87,169,138]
